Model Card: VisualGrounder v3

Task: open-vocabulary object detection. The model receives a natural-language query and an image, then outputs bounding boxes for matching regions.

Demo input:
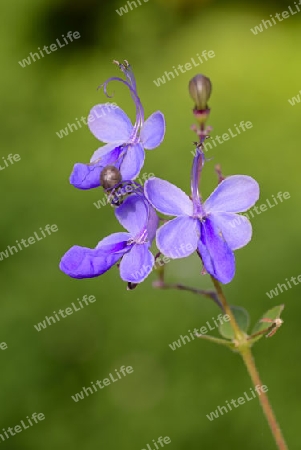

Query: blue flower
[59,194,158,283]
[70,63,165,190]
[144,152,259,284]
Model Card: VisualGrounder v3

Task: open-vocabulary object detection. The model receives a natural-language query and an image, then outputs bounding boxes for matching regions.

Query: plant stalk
[241,347,288,450]
[211,276,288,450]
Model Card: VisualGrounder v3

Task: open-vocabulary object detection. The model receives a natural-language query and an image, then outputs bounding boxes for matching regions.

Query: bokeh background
[1,0,300,448]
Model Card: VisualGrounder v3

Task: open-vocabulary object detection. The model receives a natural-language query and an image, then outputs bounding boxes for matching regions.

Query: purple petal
[119,243,154,283]
[210,213,252,251]
[70,147,125,190]
[145,178,193,216]
[156,216,199,259]
[90,142,121,163]
[88,104,133,143]
[204,175,260,214]
[140,111,165,150]
[70,163,102,190]
[146,204,159,244]
[115,194,149,236]
[198,218,235,284]
[120,143,145,180]
[59,245,119,279]
[96,232,131,253]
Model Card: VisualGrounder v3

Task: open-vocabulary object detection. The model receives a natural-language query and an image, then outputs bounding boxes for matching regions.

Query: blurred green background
[1,0,300,448]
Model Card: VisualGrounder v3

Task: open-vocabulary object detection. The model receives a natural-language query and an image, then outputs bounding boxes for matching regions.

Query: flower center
[127,228,148,246]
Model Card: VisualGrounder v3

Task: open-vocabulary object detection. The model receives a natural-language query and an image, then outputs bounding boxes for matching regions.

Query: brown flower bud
[100,166,122,189]
[189,74,212,110]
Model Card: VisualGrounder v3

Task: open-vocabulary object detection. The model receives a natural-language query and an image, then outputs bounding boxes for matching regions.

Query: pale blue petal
[140,111,166,150]
[204,175,260,214]
[145,178,193,216]
[210,213,252,251]
[147,204,159,244]
[120,143,145,180]
[88,104,133,143]
[156,216,199,259]
[119,243,154,283]
[115,194,149,236]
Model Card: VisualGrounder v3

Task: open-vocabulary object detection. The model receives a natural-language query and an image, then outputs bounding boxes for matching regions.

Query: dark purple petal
[70,147,124,190]
[204,175,259,214]
[198,218,235,284]
[90,142,122,163]
[120,143,145,180]
[115,194,149,236]
[119,243,154,283]
[59,245,119,279]
[96,232,131,253]
[70,163,103,190]
[145,178,193,216]
[210,212,252,251]
[140,111,165,150]
[156,216,199,259]
[88,104,133,143]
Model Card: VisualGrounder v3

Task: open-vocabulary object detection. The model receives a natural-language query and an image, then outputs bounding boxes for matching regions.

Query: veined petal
[88,104,133,143]
[71,146,125,190]
[119,243,154,283]
[120,143,145,180]
[90,142,122,163]
[96,232,131,253]
[204,175,260,214]
[59,245,119,279]
[140,111,165,150]
[115,194,149,236]
[198,218,235,284]
[145,178,193,216]
[156,216,199,259]
[70,163,102,190]
[210,212,252,250]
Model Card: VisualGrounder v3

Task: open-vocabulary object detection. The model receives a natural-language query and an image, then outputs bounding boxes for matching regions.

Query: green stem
[211,276,288,450]
[153,281,221,308]
[210,276,244,341]
[241,347,288,450]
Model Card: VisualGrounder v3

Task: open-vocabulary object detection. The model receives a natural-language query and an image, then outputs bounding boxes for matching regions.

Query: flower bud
[189,74,212,111]
[100,166,122,190]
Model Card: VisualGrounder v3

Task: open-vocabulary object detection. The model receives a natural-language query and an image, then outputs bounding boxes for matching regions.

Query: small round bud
[100,166,122,189]
[189,74,212,110]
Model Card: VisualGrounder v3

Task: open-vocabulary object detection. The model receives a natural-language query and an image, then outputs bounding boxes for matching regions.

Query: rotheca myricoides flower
[60,63,259,285]
[70,60,165,190]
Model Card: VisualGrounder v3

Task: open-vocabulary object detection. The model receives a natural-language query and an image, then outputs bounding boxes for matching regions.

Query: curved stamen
[122,64,143,132]
[112,62,141,129]
[100,76,144,143]
[113,60,137,92]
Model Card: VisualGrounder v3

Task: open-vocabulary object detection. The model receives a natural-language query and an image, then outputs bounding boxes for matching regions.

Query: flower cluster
[60,63,259,286]
[60,61,165,284]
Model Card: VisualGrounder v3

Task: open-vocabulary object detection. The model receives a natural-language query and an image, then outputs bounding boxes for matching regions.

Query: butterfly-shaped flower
[70,63,165,190]
[145,161,259,284]
[60,194,158,283]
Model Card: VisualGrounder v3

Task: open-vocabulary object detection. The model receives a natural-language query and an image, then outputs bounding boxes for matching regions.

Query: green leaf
[218,306,250,340]
[250,305,284,342]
